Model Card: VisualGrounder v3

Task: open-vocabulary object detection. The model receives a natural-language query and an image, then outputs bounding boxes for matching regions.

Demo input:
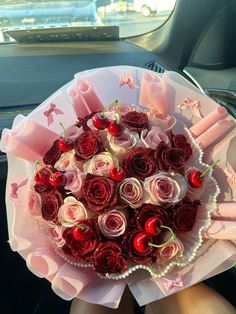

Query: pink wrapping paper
[0,115,59,162]
[1,66,236,308]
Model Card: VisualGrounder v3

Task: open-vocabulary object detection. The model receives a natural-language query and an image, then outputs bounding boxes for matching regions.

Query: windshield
[0,0,176,43]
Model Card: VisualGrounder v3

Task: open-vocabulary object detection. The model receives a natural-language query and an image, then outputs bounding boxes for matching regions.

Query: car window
[0,0,176,42]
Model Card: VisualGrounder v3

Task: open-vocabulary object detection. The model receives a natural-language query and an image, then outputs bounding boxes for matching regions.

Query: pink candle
[0,115,58,162]
[67,85,90,118]
[147,79,168,116]
[196,119,234,149]
[190,106,228,137]
[76,79,104,113]
[139,72,155,106]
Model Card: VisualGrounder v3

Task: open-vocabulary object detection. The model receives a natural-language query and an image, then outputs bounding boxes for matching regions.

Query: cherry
[108,121,124,137]
[109,166,126,181]
[58,137,74,152]
[92,112,109,130]
[49,170,67,188]
[187,159,220,189]
[34,168,49,184]
[187,169,204,188]
[144,216,161,236]
[72,223,93,241]
[133,232,153,255]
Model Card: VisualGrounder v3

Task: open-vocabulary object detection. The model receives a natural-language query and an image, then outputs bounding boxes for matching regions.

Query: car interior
[0,0,236,313]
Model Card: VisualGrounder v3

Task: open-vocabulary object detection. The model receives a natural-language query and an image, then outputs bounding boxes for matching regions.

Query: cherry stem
[106,148,120,172]
[102,98,119,115]
[106,98,121,124]
[35,159,55,178]
[64,220,86,231]
[35,160,45,177]
[60,122,67,139]
[148,225,176,248]
[200,159,220,178]
[117,102,121,124]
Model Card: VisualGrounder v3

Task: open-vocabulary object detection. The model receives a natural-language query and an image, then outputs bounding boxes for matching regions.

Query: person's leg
[145,283,236,314]
[70,286,135,314]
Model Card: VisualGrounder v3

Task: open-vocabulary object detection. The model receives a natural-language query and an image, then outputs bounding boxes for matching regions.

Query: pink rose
[144,173,186,205]
[141,127,170,149]
[105,103,134,120]
[83,152,115,177]
[119,177,144,208]
[55,150,75,171]
[58,196,92,227]
[108,130,140,161]
[148,111,176,131]
[46,222,65,248]
[158,238,184,261]
[28,190,41,216]
[64,168,86,198]
[98,209,127,238]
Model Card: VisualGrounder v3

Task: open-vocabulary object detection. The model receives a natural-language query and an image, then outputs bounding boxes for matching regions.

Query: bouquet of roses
[34,102,205,278]
[1,66,236,306]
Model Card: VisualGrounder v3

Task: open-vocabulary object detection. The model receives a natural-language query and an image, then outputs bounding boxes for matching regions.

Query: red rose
[82,175,118,214]
[134,204,169,230]
[41,191,63,223]
[171,198,201,233]
[122,111,149,133]
[171,134,187,146]
[171,134,193,161]
[155,142,185,173]
[43,140,61,166]
[74,130,103,161]
[122,229,157,264]
[123,147,158,181]
[34,182,55,195]
[93,242,128,274]
[62,220,100,261]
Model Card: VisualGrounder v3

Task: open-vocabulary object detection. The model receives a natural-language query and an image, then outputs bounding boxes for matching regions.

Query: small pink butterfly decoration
[224,162,236,187]
[119,75,139,89]
[43,103,64,126]
[163,275,183,291]
[178,98,202,119]
[10,179,28,199]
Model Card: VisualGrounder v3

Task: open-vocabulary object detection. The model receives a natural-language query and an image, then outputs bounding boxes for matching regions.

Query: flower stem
[199,159,220,178]
[148,225,176,248]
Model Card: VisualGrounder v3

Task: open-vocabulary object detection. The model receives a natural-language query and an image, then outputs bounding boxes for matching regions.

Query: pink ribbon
[119,75,138,89]
[224,162,236,187]
[10,179,28,199]
[43,103,64,126]
[163,275,184,291]
[178,98,202,118]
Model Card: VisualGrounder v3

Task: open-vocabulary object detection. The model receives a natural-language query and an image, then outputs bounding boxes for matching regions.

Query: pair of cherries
[34,162,66,188]
[92,112,124,137]
[133,217,162,255]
